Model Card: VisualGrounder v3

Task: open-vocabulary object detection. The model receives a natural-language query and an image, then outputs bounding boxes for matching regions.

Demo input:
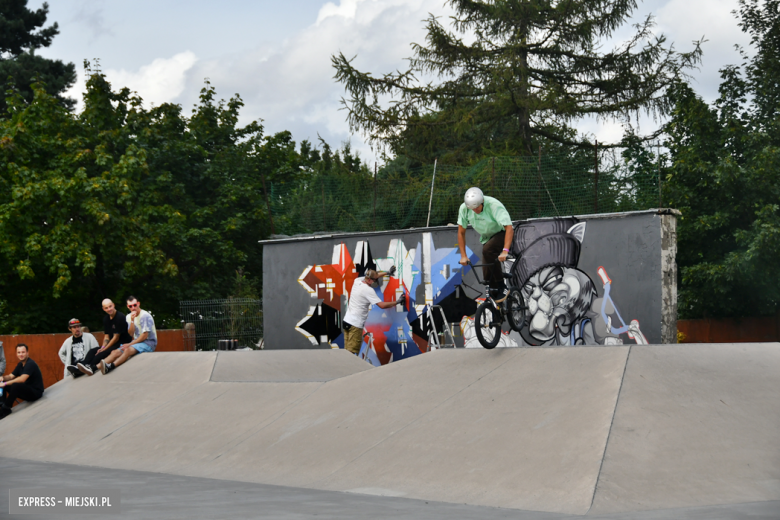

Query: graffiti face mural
[522,265,597,343]
[509,218,648,346]
[459,217,650,348]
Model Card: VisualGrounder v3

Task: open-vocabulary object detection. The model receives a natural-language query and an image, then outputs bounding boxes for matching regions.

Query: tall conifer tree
[0,0,76,113]
[333,0,702,162]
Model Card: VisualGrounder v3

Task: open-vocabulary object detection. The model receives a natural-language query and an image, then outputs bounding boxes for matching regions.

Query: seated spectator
[98,295,157,375]
[58,319,99,378]
[77,299,132,376]
[0,344,44,419]
[0,341,5,376]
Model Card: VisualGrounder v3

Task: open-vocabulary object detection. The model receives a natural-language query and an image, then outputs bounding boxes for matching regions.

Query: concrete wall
[261,209,677,361]
[0,330,188,389]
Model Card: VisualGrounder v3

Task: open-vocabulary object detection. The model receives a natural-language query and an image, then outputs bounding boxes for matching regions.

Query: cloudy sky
[38,0,751,163]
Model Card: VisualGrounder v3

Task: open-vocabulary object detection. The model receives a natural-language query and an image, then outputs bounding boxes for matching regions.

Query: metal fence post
[658,141,662,209]
[491,157,495,196]
[321,179,326,230]
[260,169,275,235]
[537,145,542,215]
[426,158,438,228]
[373,162,377,231]
[594,140,599,214]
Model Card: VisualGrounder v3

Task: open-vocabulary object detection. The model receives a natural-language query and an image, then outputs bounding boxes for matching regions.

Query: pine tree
[0,0,76,114]
[333,0,702,163]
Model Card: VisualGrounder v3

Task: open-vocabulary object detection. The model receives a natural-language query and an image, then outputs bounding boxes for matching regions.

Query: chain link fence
[264,150,662,236]
[179,298,263,351]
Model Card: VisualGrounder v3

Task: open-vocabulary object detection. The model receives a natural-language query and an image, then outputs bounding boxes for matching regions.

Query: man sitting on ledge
[98,295,157,375]
[58,318,99,378]
[0,344,44,419]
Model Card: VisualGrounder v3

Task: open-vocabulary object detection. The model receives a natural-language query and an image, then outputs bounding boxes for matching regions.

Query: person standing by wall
[77,299,133,376]
[343,268,404,355]
[58,319,99,378]
[0,344,44,419]
[457,187,514,297]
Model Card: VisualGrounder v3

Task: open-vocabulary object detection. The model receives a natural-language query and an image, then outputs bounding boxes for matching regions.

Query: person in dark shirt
[77,298,132,376]
[0,344,44,419]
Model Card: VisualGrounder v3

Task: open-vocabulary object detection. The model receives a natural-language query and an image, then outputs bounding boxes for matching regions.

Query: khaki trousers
[343,325,364,354]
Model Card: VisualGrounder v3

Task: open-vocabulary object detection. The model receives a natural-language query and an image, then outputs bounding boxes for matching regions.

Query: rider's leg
[482,231,507,291]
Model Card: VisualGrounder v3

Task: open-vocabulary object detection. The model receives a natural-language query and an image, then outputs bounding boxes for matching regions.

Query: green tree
[0,0,75,113]
[645,0,780,319]
[333,0,701,164]
[0,70,287,333]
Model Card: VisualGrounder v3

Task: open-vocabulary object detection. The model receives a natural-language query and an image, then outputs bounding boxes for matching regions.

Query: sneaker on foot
[98,360,107,375]
[66,365,81,377]
[491,287,509,301]
[76,362,93,376]
[104,363,114,374]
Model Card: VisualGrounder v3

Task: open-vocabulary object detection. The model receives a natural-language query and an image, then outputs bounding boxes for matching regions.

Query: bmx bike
[467,258,526,349]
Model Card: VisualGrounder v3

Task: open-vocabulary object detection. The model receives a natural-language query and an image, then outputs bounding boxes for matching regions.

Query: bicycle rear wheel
[475,301,501,349]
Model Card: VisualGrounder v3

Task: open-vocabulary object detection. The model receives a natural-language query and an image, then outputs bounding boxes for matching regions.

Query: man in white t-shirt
[343,268,404,354]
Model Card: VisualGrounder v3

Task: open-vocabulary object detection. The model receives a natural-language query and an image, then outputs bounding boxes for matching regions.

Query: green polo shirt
[457,195,512,244]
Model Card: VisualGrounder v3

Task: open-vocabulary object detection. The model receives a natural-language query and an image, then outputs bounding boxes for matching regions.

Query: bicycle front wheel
[507,289,526,332]
[475,301,501,349]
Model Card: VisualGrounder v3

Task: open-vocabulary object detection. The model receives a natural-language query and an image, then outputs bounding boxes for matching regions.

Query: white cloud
[316,0,360,24]
[110,52,199,105]
[65,51,198,113]
[62,0,751,160]
[169,0,451,163]
[656,0,751,101]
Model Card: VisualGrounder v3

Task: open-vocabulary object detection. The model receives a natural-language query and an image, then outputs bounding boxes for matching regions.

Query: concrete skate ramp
[0,345,778,516]
[590,343,780,514]
[210,349,371,382]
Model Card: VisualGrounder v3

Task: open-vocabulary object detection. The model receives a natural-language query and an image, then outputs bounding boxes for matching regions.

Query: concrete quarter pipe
[0,345,777,516]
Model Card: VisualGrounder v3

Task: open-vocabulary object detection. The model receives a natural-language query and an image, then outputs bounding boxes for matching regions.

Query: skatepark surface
[0,345,778,518]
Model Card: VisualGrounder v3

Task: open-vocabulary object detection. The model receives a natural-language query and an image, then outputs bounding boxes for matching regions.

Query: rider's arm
[499,225,514,261]
[457,225,468,263]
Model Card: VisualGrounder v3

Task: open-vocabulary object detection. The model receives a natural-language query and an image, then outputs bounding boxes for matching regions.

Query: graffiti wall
[293,234,481,365]
[261,209,678,361]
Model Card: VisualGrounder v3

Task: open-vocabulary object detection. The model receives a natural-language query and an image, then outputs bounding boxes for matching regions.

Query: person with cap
[77,298,133,376]
[0,344,44,419]
[343,268,405,355]
[457,187,514,298]
[58,319,100,379]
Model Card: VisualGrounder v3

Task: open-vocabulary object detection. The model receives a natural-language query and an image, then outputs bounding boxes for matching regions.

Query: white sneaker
[77,363,93,376]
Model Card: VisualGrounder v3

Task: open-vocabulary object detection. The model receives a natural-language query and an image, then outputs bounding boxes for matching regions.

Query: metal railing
[179,298,263,351]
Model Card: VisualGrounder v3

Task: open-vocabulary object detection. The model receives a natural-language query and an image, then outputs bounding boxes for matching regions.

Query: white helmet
[464,187,484,210]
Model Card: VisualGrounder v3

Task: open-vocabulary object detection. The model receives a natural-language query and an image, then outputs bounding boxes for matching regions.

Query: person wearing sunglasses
[97,295,158,375]
[342,267,404,355]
